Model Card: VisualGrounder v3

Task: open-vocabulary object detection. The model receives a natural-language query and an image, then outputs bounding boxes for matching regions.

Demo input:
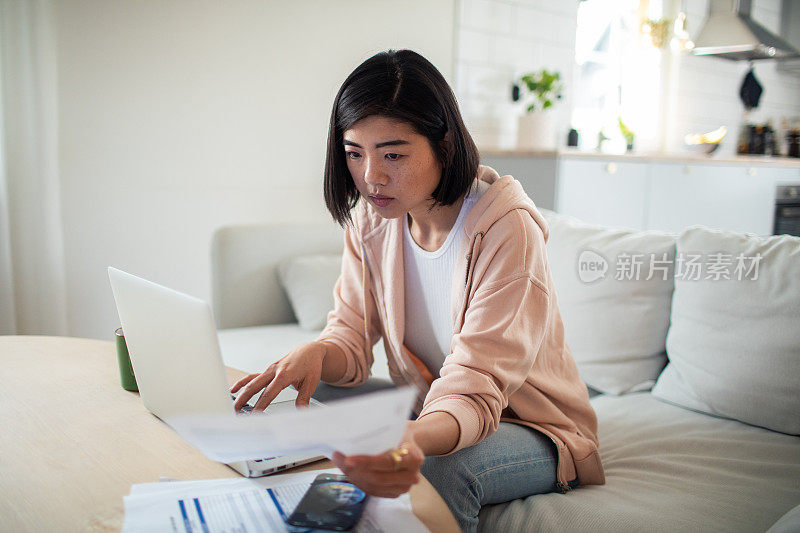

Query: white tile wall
[454,0,579,149]
[454,0,800,155]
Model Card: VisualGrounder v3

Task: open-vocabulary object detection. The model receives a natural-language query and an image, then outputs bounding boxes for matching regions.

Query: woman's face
[343,115,442,221]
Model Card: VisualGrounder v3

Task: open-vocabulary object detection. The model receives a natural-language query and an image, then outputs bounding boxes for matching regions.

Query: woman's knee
[422,452,483,532]
[421,451,476,492]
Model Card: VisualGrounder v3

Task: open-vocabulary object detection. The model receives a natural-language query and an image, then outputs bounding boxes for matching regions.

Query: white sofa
[212,211,800,533]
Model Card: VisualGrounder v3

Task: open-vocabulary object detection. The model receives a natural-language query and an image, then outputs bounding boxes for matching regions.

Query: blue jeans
[312,379,558,533]
[422,422,558,532]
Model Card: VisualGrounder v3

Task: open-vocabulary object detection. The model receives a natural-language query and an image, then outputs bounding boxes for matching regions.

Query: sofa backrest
[537,207,680,395]
[211,223,343,329]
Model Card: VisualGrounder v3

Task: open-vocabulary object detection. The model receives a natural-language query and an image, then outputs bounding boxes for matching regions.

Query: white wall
[454,0,800,156]
[46,0,455,340]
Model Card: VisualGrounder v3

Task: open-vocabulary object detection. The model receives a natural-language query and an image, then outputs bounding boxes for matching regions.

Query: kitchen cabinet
[555,159,650,230]
[480,155,558,211]
[646,164,778,236]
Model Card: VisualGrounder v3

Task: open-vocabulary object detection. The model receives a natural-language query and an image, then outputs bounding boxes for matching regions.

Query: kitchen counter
[480,147,800,168]
[480,149,800,233]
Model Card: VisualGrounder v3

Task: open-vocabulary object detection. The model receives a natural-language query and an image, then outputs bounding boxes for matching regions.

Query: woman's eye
[345,151,402,161]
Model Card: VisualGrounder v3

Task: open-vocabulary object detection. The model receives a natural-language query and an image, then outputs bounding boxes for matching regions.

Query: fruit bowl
[684,126,726,155]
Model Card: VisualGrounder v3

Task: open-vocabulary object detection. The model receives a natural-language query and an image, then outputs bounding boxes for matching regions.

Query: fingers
[333,446,424,472]
[359,484,413,499]
[230,373,259,394]
[295,379,315,408]
[233,345,324,412]
[251,375,290,412]
[344,447,424,473]
[358,468,420,488]
[339,473,419,498]
[233,368,275,411]
[331,451,422,499]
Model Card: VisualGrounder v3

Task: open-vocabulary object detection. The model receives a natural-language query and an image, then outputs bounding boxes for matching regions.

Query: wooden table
[0,336,458,532]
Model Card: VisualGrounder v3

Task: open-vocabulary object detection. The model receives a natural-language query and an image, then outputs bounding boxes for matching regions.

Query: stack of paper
[122,468,429,533]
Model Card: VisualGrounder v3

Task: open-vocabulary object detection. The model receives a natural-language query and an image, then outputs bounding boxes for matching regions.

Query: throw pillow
[277,253,342,331]
[652,225,800,435]
[539,208,677,395]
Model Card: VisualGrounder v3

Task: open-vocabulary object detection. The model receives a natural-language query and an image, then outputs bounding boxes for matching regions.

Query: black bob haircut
[323,49,480,226]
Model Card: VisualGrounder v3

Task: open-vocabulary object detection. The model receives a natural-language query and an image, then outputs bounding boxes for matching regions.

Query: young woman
[232,49,604,532]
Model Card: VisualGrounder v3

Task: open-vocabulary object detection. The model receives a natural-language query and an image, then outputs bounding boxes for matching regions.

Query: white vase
[517,111,556,150]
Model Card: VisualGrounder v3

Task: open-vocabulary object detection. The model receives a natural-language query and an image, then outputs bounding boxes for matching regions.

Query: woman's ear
[438,130,454,163]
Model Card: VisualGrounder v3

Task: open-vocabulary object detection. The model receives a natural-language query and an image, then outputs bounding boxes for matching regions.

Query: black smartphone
[285,473,369,531]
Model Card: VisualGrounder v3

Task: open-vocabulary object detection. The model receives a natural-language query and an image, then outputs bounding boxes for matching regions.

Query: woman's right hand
[230,341,328,412]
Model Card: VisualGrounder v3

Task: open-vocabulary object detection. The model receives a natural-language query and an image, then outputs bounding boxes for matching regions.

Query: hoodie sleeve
[417,209,552,453]
[316,223,382,387]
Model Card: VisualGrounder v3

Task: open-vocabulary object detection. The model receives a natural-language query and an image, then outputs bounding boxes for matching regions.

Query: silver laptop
[108,266,324,477]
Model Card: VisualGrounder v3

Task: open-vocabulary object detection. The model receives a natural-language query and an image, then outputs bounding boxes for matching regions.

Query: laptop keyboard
[231,394,305,416]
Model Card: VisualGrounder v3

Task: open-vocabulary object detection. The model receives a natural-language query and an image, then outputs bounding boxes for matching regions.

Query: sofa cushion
[478,393,800,532]
[652,226,800,435]
[277,253,342,330]
[539,208,676,395]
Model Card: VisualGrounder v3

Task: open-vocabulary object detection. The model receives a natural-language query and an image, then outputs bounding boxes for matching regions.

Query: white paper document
[121,468,429,533]
[165,387,417,463]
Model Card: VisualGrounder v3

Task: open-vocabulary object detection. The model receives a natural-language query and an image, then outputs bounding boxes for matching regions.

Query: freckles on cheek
[347,167,364,191]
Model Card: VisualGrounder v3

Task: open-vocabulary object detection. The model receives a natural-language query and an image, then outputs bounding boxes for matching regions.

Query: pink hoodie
[318,165,605,489]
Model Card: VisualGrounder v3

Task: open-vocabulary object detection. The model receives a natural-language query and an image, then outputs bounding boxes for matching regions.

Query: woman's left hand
[331,435,425,499]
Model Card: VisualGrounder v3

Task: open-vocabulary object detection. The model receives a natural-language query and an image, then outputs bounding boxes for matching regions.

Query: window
[572,0,668,153]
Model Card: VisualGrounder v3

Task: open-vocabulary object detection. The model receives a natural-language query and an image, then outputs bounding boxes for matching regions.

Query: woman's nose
[363,159,389,187]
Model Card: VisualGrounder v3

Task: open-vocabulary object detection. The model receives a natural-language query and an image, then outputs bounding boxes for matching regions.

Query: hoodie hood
[464,165,550,243]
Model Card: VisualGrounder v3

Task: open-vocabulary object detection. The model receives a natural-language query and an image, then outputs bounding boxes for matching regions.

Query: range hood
[692,0,800,61]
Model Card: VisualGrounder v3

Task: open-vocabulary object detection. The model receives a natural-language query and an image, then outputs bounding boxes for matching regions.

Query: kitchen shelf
[479,147,800,168]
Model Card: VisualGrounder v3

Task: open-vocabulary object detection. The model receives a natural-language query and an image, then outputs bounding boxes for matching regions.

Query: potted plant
[511,69,563,150]
[618,117,635,152]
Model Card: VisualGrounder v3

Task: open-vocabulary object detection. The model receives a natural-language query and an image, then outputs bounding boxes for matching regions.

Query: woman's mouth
[369,194,394,207]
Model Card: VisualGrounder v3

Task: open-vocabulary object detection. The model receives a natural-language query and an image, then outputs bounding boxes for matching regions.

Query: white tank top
[403,188,478,376]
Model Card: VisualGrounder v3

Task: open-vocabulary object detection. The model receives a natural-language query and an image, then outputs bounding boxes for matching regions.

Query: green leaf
[513,68,564,111]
